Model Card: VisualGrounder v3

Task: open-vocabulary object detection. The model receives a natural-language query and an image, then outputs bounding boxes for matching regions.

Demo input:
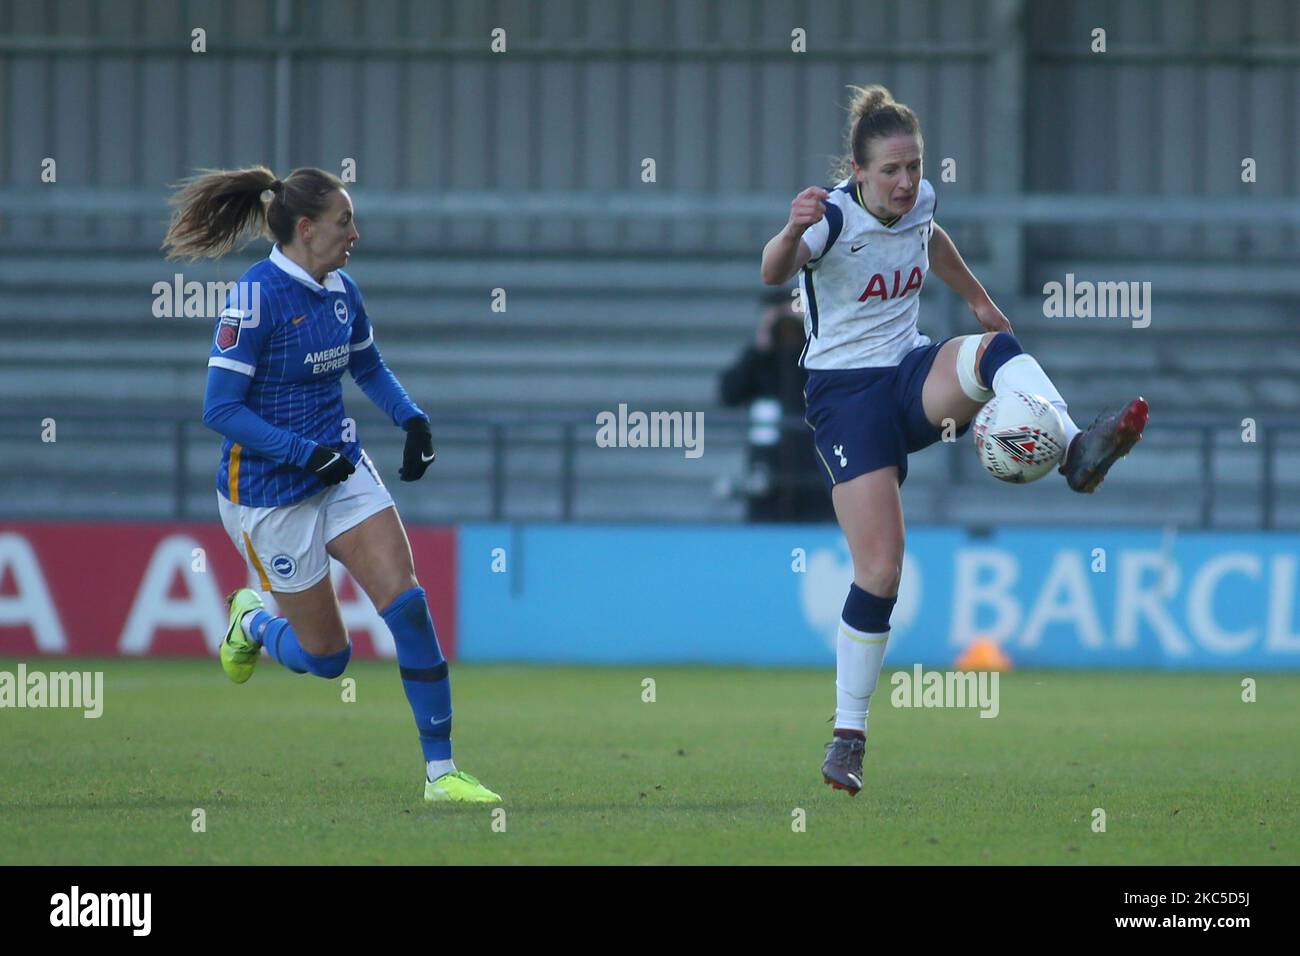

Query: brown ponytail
[162,165,345,261]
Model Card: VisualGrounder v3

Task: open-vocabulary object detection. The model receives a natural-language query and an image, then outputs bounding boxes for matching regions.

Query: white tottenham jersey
[797,177,937,369]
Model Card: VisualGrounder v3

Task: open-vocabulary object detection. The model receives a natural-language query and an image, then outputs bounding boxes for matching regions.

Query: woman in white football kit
[163,165,499,804]
[760,86,1148,796]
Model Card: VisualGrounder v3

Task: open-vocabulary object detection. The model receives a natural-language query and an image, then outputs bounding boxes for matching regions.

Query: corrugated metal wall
[2,0,1296,259]
[1026,0,1299,260]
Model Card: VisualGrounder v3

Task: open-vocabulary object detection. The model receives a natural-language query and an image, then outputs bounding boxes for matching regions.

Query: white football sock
[240,609,259,641]
[427,759,457,781]
[989,354,1082,447]
[835,620,889,733]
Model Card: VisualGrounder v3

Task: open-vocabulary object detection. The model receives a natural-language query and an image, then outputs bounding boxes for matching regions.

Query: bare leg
[831,466,905,598]
[325,506,418,613]
[269,576,348,655]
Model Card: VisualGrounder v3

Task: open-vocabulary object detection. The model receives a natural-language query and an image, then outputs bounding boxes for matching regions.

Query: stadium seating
[2,244,1296,528]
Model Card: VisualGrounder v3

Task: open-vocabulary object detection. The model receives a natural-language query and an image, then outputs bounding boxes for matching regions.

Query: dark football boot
[1059,397,1149,493]
[821,736,866,796]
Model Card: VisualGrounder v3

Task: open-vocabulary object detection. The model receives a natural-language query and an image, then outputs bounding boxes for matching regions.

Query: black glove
[400,417,435,482]
[306,445,355,485]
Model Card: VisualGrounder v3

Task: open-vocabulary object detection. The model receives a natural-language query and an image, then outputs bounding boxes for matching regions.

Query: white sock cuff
[956,334,995,402]
[991,353,1062,404]
[427,758,457,781]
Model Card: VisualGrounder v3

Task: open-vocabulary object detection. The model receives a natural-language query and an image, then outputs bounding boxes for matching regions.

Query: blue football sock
[381,586,453,762]
[249,610,351,678]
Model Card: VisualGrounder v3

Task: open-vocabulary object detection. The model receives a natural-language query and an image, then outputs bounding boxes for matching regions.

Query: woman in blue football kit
[163,166,499,804]
[760,87,1148,796]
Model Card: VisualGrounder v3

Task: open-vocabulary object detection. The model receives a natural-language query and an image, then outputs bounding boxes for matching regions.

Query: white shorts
[217,449,395,594]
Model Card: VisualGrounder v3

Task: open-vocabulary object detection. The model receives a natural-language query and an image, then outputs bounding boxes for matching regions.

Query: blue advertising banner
[457,525,1300,670]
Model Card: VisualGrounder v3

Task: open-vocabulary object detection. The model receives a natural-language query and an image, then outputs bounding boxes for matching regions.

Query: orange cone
[955,637,1012,672]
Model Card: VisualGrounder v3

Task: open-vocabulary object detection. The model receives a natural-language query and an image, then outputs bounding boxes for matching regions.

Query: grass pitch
[1,658,1296,865]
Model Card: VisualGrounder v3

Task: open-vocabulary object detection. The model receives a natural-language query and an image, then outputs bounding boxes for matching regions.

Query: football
[972,391,1068,483]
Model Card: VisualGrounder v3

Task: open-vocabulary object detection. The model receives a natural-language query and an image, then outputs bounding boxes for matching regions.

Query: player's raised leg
[327,506,500,804]
[222,579,352,683]
[925,332,1147,493]
[821,466,904,796]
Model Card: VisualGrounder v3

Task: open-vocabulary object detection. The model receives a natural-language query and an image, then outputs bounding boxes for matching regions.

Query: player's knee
[375,573,420,615]
[853,560,901,599]
[980,330,1021,357]
[976,332,1024,391]
[303,642,351,679]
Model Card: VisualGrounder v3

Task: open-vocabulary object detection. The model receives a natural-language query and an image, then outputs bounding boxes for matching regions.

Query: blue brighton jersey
[203,244,425,507]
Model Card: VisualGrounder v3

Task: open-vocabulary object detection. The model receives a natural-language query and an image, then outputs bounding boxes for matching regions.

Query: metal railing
[0,408,1294,529]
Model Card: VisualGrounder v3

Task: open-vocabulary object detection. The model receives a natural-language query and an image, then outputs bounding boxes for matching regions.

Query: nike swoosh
[291,314,307,325]
[420,451,436,463]
[320,452,340,469]
[850,242,870,252]
[430,714,451,726]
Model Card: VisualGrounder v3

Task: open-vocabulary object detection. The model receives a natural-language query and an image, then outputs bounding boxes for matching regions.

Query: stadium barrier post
[1200,426,1214,529]
[491,423,506,521]
[175,419,188,521]
[1261,426,1275,530]
[560,421,575,522]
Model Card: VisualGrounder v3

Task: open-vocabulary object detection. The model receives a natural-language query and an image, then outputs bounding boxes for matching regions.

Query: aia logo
[858,267,924,302]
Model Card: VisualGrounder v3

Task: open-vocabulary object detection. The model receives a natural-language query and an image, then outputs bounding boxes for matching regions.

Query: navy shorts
[803,336,971,491]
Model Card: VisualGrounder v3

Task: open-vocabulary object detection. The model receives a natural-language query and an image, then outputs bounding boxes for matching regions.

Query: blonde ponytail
[831,84,922,181]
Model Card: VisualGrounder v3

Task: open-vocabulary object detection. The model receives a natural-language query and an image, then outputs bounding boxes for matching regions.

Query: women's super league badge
[215,308,243,351]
